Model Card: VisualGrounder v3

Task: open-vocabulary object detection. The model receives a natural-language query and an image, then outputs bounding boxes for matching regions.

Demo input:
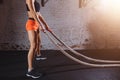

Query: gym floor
[0,49,120,80]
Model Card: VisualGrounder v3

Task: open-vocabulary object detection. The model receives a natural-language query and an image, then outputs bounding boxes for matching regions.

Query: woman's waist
[28,17,35,20]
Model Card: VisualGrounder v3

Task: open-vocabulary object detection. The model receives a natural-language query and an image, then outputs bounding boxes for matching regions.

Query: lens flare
[98,0,120,21]
[100,0,120,9]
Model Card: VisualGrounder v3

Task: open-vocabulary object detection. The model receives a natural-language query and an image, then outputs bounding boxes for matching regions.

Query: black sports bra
[26,1,40,12]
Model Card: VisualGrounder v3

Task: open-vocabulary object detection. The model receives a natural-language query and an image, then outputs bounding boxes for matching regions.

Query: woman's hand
[40,25,52,33]
[45,25,52,32]
[40,25,46,32]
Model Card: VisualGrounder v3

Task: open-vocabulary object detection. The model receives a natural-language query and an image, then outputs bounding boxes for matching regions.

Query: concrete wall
[0,0,120,50]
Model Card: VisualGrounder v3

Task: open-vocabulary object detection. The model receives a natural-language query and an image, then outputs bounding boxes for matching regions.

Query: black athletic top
[26,0,40,12]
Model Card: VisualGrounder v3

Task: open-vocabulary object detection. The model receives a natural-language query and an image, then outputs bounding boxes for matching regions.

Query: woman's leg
[27,30,37,71]
[36,29,41,56]
[35,29,47,60]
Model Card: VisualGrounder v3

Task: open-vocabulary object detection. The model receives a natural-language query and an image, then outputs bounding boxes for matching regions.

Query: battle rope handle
[47,31,120,63]
[44,31,120,67]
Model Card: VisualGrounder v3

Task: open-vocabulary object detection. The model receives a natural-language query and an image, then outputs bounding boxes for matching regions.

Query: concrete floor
[0,49,120,80]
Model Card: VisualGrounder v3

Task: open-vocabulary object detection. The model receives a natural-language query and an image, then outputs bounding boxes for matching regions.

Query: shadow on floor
[0,49,120,80]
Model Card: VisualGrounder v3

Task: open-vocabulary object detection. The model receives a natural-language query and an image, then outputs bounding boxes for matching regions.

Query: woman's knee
[30,42,37,50]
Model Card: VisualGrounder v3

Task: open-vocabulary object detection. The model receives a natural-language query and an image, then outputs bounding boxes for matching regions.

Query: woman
[25,0,51,78]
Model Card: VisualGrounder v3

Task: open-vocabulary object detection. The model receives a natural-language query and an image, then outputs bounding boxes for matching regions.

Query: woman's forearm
[38,15,48,27]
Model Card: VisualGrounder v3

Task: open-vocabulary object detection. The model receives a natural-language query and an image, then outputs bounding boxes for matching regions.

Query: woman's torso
[26,0,40,18]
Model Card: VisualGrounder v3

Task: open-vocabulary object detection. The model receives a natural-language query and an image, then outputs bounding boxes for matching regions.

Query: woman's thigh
[27,30,37,46]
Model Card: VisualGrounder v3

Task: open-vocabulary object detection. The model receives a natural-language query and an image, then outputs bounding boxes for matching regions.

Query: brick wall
[0,0,120,50]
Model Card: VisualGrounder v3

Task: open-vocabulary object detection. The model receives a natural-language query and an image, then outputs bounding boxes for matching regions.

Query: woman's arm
[38,13,52,32]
